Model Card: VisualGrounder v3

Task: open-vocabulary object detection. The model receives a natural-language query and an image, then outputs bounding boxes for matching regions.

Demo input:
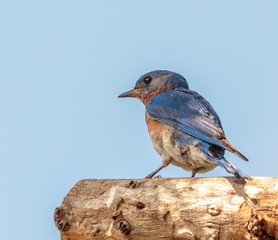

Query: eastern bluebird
[119,70,251,180]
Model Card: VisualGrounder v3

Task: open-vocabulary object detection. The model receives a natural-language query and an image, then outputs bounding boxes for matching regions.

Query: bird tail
[216,157,252,180]
[221,139,249,162]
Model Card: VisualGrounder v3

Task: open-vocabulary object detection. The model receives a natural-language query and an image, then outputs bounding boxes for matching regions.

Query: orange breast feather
[145,112,167,138]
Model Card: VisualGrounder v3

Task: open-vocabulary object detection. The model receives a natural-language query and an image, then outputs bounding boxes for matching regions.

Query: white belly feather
[149,127,218,173]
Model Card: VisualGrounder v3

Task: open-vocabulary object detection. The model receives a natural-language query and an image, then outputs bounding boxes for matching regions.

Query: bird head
[118,70,189,105]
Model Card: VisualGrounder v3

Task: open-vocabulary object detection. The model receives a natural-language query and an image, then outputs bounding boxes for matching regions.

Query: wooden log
[54,177,278,240]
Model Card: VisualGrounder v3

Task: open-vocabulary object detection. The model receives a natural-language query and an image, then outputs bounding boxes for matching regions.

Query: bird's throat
[140,88,166,106]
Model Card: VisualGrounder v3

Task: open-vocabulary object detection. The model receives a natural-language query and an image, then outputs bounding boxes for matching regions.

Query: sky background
[1,1,278,239]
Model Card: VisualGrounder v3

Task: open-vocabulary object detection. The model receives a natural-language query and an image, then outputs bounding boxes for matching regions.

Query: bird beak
[118,88,141,98]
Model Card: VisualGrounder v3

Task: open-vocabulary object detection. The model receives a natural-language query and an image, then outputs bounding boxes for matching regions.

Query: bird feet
[191,168,202,178]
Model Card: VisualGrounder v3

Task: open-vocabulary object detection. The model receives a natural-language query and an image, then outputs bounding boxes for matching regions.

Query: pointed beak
[118,88,141,98]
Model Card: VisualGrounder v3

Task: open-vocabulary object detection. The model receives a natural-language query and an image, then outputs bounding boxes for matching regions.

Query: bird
[118,70,251,180]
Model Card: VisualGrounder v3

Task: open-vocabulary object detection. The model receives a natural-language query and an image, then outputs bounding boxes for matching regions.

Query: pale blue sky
[0,1,277,239]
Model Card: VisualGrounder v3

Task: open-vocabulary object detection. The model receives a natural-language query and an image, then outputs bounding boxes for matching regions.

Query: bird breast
[145,112,218,173]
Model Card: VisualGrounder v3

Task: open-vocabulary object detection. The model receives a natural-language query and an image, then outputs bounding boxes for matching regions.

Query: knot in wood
[112,210,122,220]
[246,214,269,238]
[207,203,222,216]
[54,207,70,232]
[117,220,131,236]
[129,180,140,188]
[136,201,145,209]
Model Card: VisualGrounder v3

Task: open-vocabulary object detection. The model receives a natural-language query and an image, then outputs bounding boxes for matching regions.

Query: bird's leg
[191,168,201,178]
[145,166,165,178]
[145,158,172,178]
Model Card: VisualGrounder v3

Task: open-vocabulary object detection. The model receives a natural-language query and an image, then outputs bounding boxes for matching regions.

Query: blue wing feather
[147,90,225,146]
[146,90,248,161]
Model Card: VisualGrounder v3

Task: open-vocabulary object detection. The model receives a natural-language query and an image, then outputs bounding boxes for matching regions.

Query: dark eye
[143,76,152,85]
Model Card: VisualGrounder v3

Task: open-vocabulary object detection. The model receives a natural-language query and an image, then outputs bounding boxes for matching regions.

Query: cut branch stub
[117,219,132,236]
[54,207,70,232]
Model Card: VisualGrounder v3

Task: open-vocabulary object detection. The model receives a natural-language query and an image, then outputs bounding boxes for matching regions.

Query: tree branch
[54,177,278,240]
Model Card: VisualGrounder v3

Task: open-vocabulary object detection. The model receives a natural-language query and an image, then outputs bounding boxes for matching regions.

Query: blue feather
[147,89,248,161]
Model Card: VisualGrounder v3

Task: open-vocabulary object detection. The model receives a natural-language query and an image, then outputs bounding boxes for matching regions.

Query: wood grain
[54,177,278,240]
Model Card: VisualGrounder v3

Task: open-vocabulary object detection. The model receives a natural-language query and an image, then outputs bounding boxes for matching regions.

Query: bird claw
[154,175,162,178]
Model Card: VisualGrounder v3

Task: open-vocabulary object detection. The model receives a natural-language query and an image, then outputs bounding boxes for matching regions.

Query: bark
[54,177,278,240]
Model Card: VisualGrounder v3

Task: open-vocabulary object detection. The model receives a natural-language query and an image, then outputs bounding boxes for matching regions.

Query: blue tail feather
[207,154,252,180]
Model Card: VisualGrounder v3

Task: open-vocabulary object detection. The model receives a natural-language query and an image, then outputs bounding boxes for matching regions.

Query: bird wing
[146,90,248,161]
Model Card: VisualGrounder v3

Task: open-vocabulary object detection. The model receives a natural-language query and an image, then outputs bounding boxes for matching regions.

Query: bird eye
[143,76,152,85]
